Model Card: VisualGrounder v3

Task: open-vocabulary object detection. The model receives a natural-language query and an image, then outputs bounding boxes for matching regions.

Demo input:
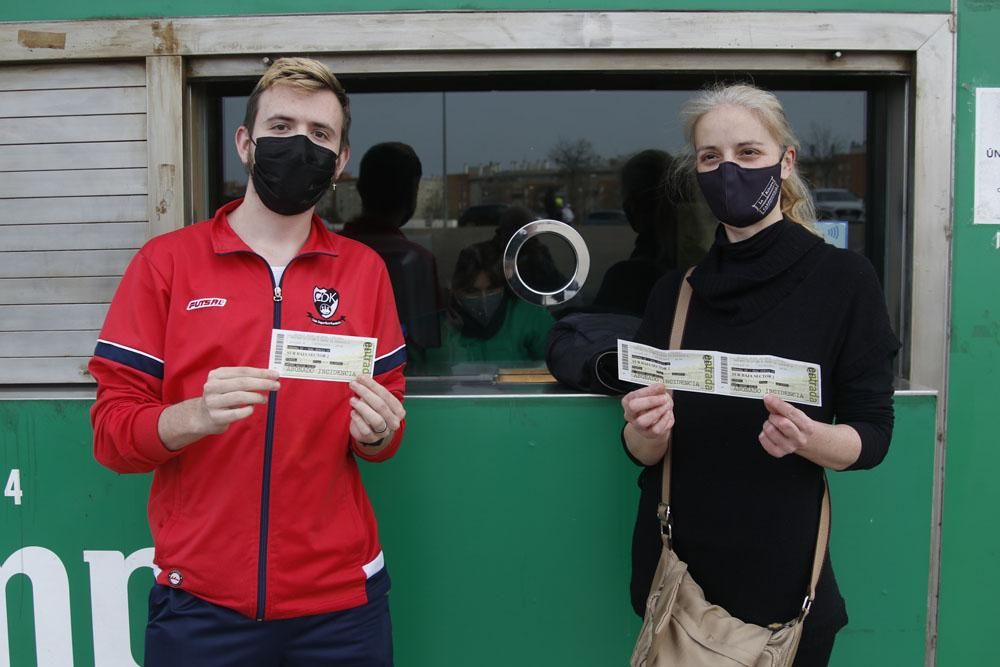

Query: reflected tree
[549,137,599,212]
[801,122,844,188]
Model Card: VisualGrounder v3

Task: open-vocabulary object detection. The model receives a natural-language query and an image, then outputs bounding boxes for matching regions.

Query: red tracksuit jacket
[89,199,406,620]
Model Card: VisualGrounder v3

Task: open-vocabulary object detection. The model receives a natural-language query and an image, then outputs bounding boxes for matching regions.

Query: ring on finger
[372,420,388,434]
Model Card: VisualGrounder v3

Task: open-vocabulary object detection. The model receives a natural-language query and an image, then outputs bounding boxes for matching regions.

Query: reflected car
[582,209,628,225]
[457,203,509,227]
[813,188,865,223]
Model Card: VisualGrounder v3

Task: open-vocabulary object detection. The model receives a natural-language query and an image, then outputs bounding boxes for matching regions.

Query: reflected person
[544,153,679,394]
[592,149,680,315]
[543,188,573,223]
[412,240,554,373]
[341,141,442,352]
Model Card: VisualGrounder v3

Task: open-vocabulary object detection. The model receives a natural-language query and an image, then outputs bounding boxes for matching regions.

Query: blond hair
[677,83,816,227]
[243,57,351,149]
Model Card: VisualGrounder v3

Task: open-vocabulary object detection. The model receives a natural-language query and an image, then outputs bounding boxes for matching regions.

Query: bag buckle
[656,503,673,548]
[798,595,813,621]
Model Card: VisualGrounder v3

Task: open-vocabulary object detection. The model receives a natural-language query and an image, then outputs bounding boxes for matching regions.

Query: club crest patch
[309,286,346,326]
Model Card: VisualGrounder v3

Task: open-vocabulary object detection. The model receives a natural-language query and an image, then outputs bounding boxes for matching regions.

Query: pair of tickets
[617,339,822,407]
[268,329,376,382]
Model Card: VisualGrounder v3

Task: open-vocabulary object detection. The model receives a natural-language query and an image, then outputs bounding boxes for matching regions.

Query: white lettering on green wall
[0,546,73,667]
[2,547,154,667]
[84,548,155,667]
[3,470,21,507]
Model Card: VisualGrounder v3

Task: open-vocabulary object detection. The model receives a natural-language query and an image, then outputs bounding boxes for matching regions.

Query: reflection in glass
[407,240,555,378]
[213,86,869,379]
[592,149,680,316]
[339,142,443,354]
[503,219,589,307]
[515,233,575,294]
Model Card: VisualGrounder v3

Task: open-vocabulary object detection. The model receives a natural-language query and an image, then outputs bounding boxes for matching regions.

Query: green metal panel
[1,394,934,665]
[825,394,935,666]
[0,0,949,23]
[0,402,153,667]
[937,2,1000,665]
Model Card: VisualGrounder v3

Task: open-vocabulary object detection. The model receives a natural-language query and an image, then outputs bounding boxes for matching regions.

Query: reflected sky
[223,90,866,182]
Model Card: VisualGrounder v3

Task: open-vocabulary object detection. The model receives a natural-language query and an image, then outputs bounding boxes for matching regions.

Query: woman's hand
[758,394,861,470]
[622,384,674,465]
[623,384,675,439]
[758,394,815,458]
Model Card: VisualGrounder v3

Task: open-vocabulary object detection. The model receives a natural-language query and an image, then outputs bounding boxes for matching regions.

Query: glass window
[202,74,894,382]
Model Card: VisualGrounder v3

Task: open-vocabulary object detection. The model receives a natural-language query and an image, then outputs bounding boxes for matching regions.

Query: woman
[410,240,554,373]
[621,83,898,666]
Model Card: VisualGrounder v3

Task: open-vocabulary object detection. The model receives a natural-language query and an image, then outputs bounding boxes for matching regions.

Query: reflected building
[461,159,622,223]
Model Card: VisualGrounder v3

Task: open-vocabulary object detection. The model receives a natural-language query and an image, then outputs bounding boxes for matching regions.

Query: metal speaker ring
[502,219,590,306]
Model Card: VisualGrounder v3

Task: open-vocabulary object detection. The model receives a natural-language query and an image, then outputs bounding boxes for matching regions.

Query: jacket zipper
[256,266,284,621]
[245,251,330,621]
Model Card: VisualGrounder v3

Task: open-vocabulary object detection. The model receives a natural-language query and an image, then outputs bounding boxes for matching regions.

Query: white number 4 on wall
[5,469,22,506]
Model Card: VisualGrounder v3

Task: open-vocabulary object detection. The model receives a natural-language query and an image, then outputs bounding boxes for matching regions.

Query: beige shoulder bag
[630,270,831,667]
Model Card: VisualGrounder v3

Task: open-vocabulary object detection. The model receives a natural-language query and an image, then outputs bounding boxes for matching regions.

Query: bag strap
[663,267,694,518]
[656,267,830,623]
[801,479,830,620]
[659,268,693,513]
[668,270,694,357]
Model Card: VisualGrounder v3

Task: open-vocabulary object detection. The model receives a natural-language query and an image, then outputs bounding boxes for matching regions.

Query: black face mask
[450,292,508,340]
[457,291,505,327]
[696,160,783,228]
[250,135,338,216]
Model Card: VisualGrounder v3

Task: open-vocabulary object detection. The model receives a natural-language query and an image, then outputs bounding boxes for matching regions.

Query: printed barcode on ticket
[272,333,285,366]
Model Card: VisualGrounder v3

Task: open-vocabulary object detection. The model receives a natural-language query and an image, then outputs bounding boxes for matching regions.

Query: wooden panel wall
[0,62,148,383]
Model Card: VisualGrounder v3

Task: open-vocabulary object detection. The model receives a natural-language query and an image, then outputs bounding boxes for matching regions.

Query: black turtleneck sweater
[626,220,900,639]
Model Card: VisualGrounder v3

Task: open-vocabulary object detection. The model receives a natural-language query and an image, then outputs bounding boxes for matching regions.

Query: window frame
[0,10,953,393]
[178,11,952,392]
[199,75,901,363]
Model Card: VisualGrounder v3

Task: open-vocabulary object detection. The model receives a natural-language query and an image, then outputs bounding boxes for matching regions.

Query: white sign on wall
[975,87,1000,224]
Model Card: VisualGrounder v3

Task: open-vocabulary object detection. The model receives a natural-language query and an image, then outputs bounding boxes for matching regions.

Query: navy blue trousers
[145,575,392,666]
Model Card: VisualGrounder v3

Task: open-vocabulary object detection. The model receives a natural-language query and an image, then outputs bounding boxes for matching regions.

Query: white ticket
[617,339,822,406]
[268,329,377,382]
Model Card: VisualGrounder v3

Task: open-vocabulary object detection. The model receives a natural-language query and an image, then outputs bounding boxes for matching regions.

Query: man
[340,142,442,354]
[89,58,405,666]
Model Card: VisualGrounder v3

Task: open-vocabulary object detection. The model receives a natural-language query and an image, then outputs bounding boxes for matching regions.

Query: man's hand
[159,367,280,451]
[349,375,405,446]
[199,367,280,432]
